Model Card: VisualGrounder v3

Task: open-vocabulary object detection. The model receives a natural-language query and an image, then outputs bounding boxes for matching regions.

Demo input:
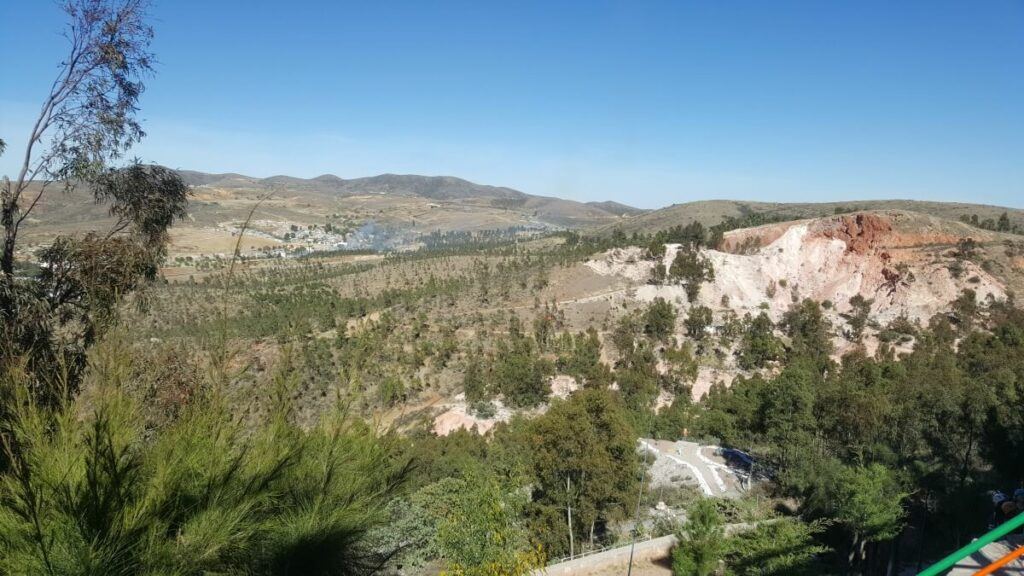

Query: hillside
[16,173,1024,269]
[599,199,1024,236]
[135,205,1024,435]
[177,171,530,201]
[17,170,635,257]
[585,210,1023,395]
[91,204,1024,571]
[585,200,649,216]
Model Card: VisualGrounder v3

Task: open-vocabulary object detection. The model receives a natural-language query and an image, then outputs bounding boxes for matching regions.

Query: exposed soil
[592,212,1006,325]
[719,221,799,253]
[580,211,1015,399]
[819,213,893,254]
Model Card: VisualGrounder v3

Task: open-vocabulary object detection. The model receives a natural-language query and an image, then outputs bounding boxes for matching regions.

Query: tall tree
[2,0,155,278]
[0,1,189,400]
[831,464,907,568]
[643,297,677,341]
[737,312,783,370]
[669,248,715,302]
[523,389,640,557]
[434,472,541,575]
[494,332,553,408]
[781,299,834,371]
[685,305,713,340]
[997,211,1011,232]
[846,294,873,342]
[462,353,487,403]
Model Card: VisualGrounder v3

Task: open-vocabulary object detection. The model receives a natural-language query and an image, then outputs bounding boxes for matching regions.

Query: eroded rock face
[717,221,798,253]
[573,210,1013,403]
[432,394,513,436]
[818,213,893,254]
[587,211,1007,326]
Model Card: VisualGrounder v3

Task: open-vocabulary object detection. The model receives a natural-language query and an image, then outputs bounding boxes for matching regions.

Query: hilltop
[598,199,1024,236]
[177,170,529,201]
[15,172,1024,265]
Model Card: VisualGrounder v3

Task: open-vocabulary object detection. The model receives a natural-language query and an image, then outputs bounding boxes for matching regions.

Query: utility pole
[567,475,574,560]
[627,443,648,576]
[656,432,664,506]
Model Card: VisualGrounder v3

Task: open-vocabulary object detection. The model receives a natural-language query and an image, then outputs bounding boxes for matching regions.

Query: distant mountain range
[18,168,1023,257]
[175,170,646,229]
[177,171,529,202]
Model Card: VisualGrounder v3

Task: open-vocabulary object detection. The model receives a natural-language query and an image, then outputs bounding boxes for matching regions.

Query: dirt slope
[590,211,1009,324]
[597,199,1024,237]
[16,171,634,256]
[578,211,1021,399]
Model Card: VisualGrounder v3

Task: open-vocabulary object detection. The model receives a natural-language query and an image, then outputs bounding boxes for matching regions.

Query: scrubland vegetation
[10,204,1024,574]
[7,164,1024,574]
[5,2,1024,576]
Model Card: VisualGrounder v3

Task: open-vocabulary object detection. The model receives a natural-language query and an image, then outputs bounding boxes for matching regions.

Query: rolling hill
[596,199,1024,236]
[17,170,637,256]
[16,171,1024,260]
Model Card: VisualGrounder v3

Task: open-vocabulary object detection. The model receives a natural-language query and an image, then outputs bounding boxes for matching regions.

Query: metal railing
[917,512,1024,576]
[543,534,662,567]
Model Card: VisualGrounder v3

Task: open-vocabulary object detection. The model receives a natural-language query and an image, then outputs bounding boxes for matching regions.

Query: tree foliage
[522,389,640,557]
[685,305,713,340]
[781,299,833,371]
[1,2,190,406]
[2,0,157,277]
[557,328,612,389]
[493,331,553,409]
[737,312,783,370]
[671,499,725,576]
[725,518,830,576]
[643,297,677,341]
[434,472,542,576]
[669,248,715,302]
[0,342,408,576]
[694,303,1024,570]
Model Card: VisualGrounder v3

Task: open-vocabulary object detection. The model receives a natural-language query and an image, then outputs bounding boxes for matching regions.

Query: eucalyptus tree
[0,1,189,399]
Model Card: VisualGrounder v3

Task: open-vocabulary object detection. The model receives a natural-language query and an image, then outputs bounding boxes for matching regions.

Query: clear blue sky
[2,1,1023,209]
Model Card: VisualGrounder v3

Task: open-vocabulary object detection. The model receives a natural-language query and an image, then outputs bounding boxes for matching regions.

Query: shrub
[669,248,715,302]
[494,335,553,408]
[0,342,408,575]
[685,306,713,339]
[644,298,678,341]
[671,499,725,576]
[737,313,783,370]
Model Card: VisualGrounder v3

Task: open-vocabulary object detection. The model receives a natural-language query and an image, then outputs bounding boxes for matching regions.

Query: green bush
[0,343,407,576]
[671,499,725,576]
[644,298,678,341]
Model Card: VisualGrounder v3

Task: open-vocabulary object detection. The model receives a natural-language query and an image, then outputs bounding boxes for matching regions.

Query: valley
[5,3,1024,574]
[108,192,1024,572]
[129,201,1024,437]
[10,167,1024,574]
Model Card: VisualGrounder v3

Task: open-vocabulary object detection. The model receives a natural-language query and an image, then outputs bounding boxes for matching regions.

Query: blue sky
[2,1,1023,209]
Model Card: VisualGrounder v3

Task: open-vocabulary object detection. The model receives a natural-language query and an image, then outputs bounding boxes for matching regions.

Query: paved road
[640,439,743,498]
